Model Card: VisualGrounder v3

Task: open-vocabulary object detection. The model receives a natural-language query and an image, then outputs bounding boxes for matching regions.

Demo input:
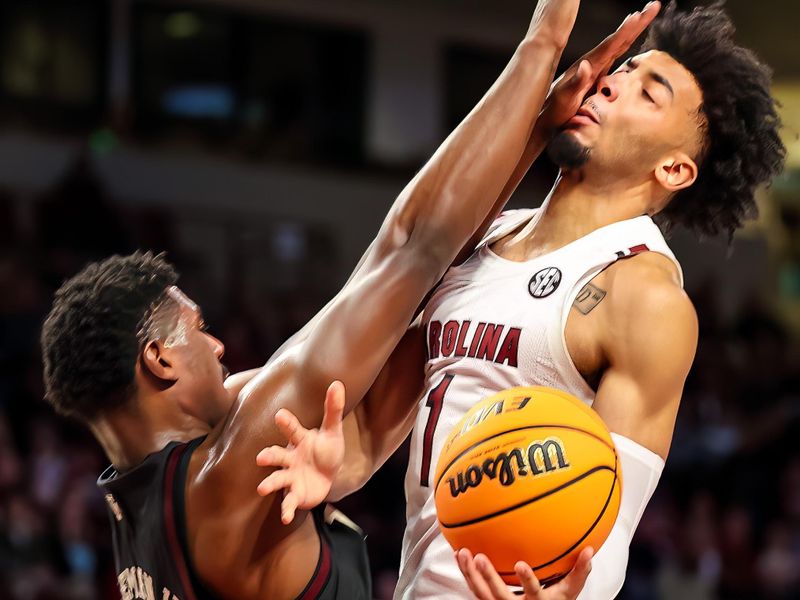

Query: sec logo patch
[528,267,562,298]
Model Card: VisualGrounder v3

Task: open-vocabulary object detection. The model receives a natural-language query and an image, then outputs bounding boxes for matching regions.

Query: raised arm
[291,2,669,501]
[192,0,582,560]
[222,0,583,443]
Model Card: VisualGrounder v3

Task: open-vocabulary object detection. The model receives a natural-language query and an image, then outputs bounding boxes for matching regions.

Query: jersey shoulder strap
[170,438,222,600]
[478,209,539,248]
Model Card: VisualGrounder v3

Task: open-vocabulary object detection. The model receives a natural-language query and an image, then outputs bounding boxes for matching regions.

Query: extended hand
[538,1,661,136]
[255,381,346,524]
[456,547,593,600]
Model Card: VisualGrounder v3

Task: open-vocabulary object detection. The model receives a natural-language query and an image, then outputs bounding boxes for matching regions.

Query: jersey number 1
[419,374,455,487]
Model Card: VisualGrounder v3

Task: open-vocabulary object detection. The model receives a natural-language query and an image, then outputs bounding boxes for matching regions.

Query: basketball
[434,386,621,586]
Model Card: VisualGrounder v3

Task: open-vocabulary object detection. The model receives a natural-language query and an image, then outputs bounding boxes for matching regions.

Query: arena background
[0,0,798,598]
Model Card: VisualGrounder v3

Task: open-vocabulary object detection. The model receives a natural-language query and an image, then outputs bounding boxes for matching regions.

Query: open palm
[539,1,661,135]
[256,381,346,524]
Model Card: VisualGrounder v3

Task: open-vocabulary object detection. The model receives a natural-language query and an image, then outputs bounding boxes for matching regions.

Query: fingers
[514,561,543,598]
[256,445,293,468]
[572,60,594,97]
[640,1,662,28]
[281,491,299,524]
[618,2,661,51]
[456,549,496,600]
[275,407,308,446]
[256,469,293,497]
[557,547,594,599]
[589,1,661,69]
[474,554,514,600]
[321,380,346,433]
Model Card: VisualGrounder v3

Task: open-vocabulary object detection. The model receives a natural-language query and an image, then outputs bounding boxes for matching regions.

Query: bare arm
[592,256,698,458]
[215,1,581,463]
[324,4,668,497]
[189,4,582,590]
[569,255,697,600]
[327,318,427,500]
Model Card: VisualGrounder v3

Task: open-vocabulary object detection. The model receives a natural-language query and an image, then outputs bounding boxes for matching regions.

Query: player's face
[165,301,230,425]
[553,50,704,181]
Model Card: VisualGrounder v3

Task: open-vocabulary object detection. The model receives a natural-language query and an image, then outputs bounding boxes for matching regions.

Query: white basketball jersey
[395,208,683,599]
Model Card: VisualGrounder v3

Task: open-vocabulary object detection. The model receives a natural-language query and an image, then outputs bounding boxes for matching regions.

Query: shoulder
[602,253,698,369]
[604,252,692,318]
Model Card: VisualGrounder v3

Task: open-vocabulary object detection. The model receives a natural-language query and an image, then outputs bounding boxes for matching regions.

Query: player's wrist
[515,36,563,64]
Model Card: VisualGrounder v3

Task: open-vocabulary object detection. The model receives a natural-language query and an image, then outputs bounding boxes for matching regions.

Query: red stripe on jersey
[629,244,650,254]
[163,443,198,600]
[298,527,332,600]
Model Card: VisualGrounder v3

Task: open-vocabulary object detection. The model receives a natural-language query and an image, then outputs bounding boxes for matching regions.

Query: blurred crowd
[0,159,799,600]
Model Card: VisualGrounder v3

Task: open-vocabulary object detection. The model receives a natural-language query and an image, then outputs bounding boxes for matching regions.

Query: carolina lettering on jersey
[427,320,521,367]
[117,566,180,600]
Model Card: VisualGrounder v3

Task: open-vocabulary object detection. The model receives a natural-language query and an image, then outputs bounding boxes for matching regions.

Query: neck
[518,170,654,252]
[90,395,210,472]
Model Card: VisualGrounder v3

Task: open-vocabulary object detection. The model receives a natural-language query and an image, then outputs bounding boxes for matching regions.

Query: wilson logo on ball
[447,437,569,498]
[528,267,562,298]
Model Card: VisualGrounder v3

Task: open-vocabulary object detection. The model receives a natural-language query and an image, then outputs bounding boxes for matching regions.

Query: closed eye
[643,89,656,103]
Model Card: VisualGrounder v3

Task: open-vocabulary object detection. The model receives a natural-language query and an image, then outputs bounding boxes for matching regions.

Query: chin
[547,130,592,169]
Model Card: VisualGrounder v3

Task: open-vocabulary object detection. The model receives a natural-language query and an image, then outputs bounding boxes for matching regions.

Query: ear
[654,152,698,193]
[141,340,178,382]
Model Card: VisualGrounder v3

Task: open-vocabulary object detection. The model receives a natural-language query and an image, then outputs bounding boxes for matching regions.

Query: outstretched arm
[190,2,584,584]
[212,0,584,469]
[292,2,667,502]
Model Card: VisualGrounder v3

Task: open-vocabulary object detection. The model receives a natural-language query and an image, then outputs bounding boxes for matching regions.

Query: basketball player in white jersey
[255,2,786,599]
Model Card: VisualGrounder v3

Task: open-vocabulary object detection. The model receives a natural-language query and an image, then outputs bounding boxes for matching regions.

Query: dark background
[0,0,799,598]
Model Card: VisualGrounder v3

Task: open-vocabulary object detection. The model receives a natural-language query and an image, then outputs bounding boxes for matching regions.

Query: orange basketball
[434,386,621,586]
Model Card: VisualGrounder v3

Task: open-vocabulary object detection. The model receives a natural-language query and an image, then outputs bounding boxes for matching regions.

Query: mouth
[575,104,600,125]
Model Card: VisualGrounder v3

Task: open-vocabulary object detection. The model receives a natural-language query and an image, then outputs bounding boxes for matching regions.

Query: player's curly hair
[41,251,178,421]
[641,1,786,240]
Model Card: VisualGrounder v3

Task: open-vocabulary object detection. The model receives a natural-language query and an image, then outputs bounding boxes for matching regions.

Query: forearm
[326,398,420,501]
[269,17,576,427]
[452,117,555,264]
[326,323,426,499]
[387,37,564,265]
[325,412,371,501]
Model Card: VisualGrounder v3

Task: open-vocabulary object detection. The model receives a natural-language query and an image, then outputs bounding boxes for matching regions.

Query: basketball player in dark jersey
[39,2,597,598]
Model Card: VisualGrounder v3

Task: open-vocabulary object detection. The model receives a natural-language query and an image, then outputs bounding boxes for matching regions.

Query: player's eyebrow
[627,58,675,101]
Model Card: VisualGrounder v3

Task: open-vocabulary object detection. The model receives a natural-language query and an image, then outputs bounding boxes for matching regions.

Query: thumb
[572,60,594,93]
[321,380,346,433]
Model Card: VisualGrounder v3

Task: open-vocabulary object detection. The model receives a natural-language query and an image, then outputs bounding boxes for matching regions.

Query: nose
[208,333,225,359]
[597,75,620,102]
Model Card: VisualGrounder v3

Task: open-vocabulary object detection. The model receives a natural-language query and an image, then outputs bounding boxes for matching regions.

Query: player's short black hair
[41,251,178,421]
[641,1,786,240]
